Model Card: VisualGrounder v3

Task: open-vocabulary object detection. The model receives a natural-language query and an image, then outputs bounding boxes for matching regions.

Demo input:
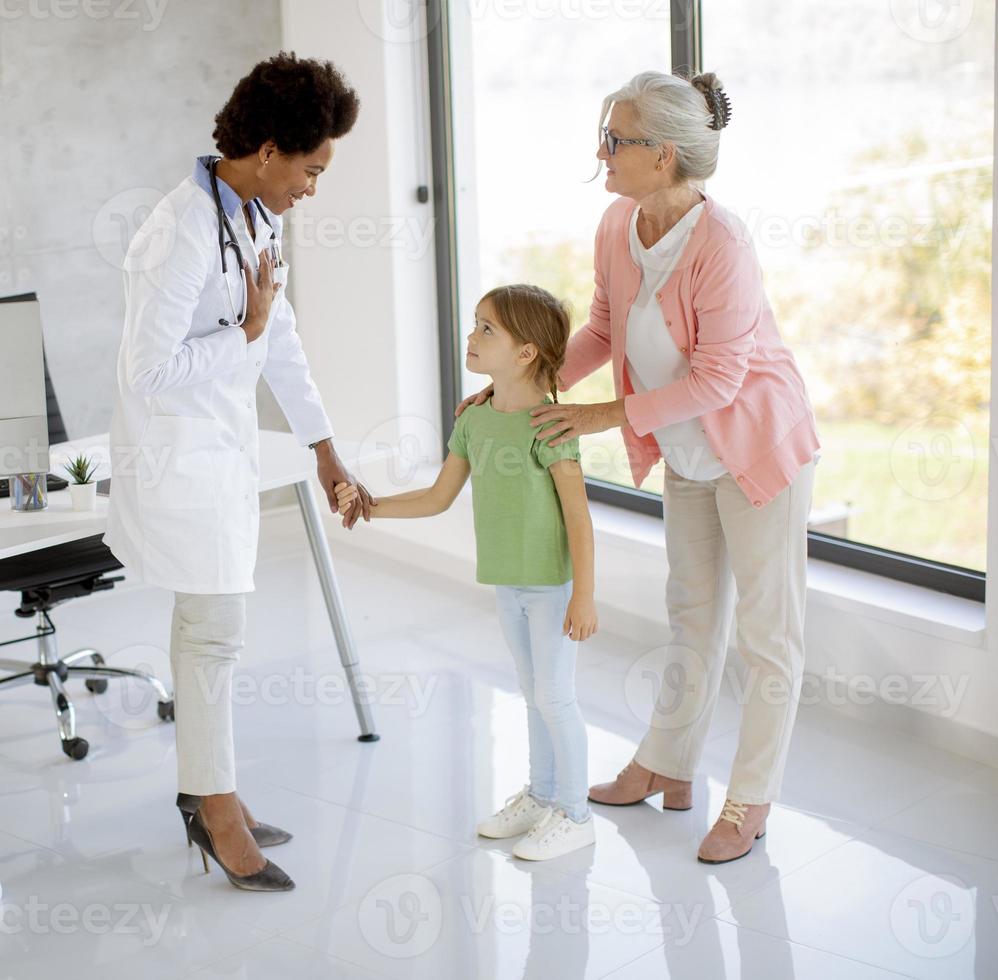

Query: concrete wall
[0,0,285,439]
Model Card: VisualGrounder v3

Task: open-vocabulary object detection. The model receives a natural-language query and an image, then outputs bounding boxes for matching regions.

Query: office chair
[0,356,174,760]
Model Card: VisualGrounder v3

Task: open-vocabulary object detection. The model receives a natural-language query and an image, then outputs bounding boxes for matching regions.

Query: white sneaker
[476,786,550,839]
[512,807,595,861]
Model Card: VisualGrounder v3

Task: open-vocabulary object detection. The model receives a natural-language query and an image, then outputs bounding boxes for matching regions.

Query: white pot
[69,482,97,511]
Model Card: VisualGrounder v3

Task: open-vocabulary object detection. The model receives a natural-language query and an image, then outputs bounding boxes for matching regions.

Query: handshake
[332,482,361,525]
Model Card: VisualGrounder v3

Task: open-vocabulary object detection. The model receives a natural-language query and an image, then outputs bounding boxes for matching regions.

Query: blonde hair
[480,283,571,403]
[596,69,730,183]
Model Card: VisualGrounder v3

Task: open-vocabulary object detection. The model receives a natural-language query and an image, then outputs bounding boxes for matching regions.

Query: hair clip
[706,87,732,131]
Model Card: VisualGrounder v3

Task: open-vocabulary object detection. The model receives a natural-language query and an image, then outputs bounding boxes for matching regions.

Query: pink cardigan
[558,192,820,508]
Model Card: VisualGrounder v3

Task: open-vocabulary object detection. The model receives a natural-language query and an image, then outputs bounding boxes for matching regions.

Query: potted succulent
[65,453,99,511]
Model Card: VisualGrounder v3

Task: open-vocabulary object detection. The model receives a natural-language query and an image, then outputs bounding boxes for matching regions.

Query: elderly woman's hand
[529,399,628,448]
[455,383,493,418]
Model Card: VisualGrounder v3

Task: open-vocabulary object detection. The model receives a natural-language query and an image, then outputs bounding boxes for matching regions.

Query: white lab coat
[103,173,333,594]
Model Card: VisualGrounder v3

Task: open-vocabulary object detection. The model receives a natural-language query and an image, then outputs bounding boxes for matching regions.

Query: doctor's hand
[315,446,376,529]
[242,249,280,343]
[330,479,375,529]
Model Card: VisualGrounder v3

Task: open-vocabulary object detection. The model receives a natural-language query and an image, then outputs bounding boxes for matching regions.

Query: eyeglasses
[601,125,657,155]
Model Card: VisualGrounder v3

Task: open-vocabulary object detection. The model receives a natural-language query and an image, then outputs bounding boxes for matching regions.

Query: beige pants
[170,592,247,795]
[634,458,816,804]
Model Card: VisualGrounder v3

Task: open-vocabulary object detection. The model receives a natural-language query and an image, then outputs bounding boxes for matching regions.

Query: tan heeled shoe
[588,758,693,810]
[697,799,769,864]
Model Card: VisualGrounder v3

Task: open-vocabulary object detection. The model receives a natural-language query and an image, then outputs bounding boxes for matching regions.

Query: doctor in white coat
[104,53,372,892]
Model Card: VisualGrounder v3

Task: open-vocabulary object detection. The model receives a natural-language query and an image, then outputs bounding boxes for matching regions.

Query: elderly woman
[458,70,820,864]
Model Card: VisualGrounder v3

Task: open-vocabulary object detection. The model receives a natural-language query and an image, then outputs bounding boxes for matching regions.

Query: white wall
[280,0,441,465]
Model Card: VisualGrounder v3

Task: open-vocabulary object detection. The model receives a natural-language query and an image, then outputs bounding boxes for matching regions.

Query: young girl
[334,283,597,861]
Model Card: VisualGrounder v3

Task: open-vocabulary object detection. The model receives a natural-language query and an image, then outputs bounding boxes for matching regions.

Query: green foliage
[790,132,992,428]
[65,453,98,486]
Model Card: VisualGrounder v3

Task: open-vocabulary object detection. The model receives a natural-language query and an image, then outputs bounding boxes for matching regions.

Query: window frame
[426,0,987,604]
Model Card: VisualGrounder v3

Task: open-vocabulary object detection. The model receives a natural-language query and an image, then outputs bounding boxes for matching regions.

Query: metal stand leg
[61,648,101,667]
[47,671,77,743]
[294,479,379,742]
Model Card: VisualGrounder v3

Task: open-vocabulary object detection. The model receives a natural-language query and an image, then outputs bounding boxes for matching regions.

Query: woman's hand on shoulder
[455,383,493,418]
[529,399,627,448]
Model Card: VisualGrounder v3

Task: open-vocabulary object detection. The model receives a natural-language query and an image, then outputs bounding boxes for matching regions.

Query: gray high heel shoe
[176,792,292,847]
[176,793,295,892]
[249,821,293,847]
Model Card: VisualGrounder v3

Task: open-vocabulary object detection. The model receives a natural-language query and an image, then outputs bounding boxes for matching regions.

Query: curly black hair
[212,51,360,159]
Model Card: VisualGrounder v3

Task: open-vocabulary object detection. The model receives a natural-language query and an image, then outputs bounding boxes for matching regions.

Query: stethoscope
[208,156,283,327]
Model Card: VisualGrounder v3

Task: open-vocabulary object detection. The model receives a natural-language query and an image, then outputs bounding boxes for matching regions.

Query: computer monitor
[0,293,49,477]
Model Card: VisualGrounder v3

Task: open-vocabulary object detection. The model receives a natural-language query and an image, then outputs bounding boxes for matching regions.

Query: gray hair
[597,70,730,183]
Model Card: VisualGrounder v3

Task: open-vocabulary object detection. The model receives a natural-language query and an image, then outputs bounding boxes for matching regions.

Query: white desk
[0,430,380,741]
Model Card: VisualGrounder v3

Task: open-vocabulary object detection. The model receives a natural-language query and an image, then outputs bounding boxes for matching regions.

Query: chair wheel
[62,737,89,760]
[85,679,108,694]
[157,700,175,722]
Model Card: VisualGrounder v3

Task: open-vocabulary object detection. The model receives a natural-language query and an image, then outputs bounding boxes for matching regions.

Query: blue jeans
[495,581,591,823]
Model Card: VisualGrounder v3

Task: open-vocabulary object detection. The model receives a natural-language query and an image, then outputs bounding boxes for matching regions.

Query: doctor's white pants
[170,591,247,795]
[634,457,816,804]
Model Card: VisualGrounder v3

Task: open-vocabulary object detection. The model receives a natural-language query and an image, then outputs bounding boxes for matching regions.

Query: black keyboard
[0,474,69,499]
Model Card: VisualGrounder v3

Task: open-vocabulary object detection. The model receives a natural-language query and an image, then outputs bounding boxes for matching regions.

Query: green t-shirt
[447,396,581,586]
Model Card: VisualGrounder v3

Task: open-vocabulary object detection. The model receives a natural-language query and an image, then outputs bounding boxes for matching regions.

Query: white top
[103,175,334,594]
[625,201,729,481]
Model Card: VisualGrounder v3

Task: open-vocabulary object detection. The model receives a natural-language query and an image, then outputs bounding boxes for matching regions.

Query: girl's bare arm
[334,453,471,519]
[550,458,598,641]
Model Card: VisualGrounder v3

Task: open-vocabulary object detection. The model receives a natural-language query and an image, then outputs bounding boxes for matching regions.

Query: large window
[430,0,993,598]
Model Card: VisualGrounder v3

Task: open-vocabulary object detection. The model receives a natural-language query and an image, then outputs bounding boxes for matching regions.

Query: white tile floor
[0,534,996,979]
